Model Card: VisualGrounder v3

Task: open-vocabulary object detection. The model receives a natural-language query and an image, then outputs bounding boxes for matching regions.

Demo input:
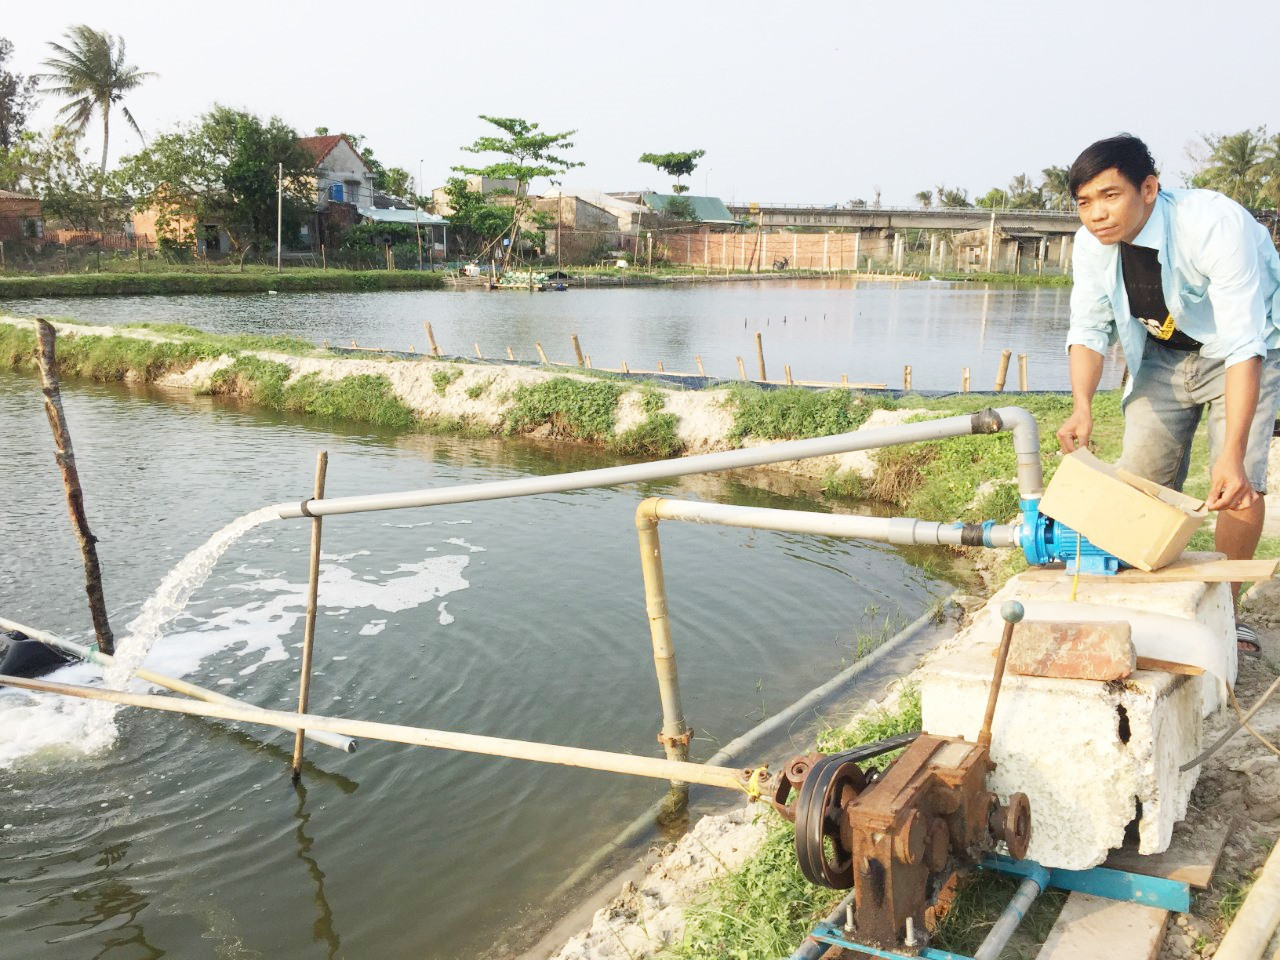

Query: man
[1056,134,1280,650]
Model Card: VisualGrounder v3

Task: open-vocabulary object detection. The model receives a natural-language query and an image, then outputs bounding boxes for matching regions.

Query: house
[358,190,449,261]
[0,190,45,246]
[298,135,378,210]
[629,193,741,229]
[534,188,648,260]
[431,175,519,216]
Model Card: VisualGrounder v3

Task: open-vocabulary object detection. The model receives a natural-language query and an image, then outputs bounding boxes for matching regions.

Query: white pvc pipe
[270,407,1043,520]
[648,498,1019,548]
[0,616,356,753]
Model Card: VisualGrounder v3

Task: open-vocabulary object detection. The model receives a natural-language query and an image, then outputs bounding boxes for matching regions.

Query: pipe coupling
[657,728,693,749]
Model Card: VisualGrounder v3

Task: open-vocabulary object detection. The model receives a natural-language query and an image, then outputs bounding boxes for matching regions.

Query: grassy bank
[0,269,445,299]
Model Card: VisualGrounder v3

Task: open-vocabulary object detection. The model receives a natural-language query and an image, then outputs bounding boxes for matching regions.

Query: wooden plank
[1104,818,1232,889]
[1037,892,1167,960]
[1135,657,1204,677]
[1021,554,1279,584]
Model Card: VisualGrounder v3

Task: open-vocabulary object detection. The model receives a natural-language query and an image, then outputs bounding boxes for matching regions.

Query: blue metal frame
[799,855,1190,960]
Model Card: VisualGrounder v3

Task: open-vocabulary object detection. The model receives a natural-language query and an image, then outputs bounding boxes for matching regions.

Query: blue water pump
[1014,497,1128,575]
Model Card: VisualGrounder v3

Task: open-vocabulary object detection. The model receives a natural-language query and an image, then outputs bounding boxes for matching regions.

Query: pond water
[0,370,953,959]
[4,277,1125,391]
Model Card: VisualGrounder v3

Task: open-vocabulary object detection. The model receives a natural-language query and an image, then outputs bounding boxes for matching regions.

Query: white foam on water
[438,602,454,625]
[444,537,486,553]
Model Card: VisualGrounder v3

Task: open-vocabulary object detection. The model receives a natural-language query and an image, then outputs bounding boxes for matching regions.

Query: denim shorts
[1118,341,1280,494]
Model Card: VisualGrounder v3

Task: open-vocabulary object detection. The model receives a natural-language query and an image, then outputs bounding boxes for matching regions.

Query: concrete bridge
[725,202,1082,236]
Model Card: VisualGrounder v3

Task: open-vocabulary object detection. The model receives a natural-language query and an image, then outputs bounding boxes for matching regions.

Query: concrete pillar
[1038,236,1047,275]
[929,233,938,269]
[1059,234,1073,271]
[853,232,861,272]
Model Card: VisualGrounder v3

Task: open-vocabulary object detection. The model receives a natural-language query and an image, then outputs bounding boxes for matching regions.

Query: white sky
[6,0,1278,206]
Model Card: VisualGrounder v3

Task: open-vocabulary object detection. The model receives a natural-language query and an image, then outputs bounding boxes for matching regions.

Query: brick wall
[656,229,895,270]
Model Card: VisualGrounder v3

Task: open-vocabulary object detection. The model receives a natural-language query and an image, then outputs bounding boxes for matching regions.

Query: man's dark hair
[1068,134,1158,197]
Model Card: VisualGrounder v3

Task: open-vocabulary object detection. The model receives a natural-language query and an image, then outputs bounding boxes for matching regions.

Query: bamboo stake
[695,355,705,376]
[409,345,416,354]
[962,367,971,392]
[535,342,549,364]
[737,356,746,380]
[506,346,515,361]
[585,356,592,368]
[994,349,1012,392]
[657,361,665,372]
[755,332,767,381]
[784,364,793,385]
[0,673,752,794]
[1018,354,1028,391]
[0,615,354,753]
[621,360,630,373]
[292,451,329,781]
[35,320,114,656]
[424,322,441,357]
[474,342,484,360]
[841,374,849,385]
[571,334,585,366]
[904,365,913,391]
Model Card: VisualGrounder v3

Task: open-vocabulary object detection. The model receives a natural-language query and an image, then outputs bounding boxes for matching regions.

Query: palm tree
[914,189,933,208]
[37,25,155,183]
[1195,128,1267,207]
[1041,165,1073,211]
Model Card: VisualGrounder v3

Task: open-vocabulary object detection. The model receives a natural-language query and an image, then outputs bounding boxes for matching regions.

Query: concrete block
[919,570,1226,870]
[1008,620,1135,681]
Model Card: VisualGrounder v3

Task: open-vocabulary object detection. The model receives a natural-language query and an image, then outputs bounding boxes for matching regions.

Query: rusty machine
[771,601,1033,956]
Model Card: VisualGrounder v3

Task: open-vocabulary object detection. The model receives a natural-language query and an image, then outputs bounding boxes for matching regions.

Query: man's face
[1074,169,1159,244]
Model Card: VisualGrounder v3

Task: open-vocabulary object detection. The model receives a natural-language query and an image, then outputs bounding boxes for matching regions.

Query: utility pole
[985,206,996,272]
[413,168,423,271]
[276,162,283,273]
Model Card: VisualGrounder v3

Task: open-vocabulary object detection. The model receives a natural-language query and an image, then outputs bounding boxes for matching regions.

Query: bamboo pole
[474,342,484,360]
[737,356,747,380]
[994,349,1012,392]
[571,334,585,366]
[0,673,750,793]
[904,365,913,391]
[695,355,705,376]
[657,361,665,373]
[841,374,849,386]
[1215,832,1280,960]
[585,356,592,368]
[785,364,793,385]
[755,332,767,381]
[424,322,441,357]
[1018,354,1028,391]
[962,367,971,393]
[292,452,329,781]
[0,615,354,753]
[535,342,549,364]
[621,360,630,374]
[35,320,114,656]
[506,346,515,361]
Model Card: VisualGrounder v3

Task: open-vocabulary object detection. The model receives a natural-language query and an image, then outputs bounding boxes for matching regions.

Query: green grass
[504,377,624,442]
[432,366,463,396]
[639,383,667,414]
[932,271,1072,287]
[0,269,445,298]
[611,412,685,458]
[204,355,293,406]
[727,384,893,441]
[279,372,416,428]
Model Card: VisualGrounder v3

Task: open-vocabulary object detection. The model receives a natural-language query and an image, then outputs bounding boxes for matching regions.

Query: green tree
[976,187,1010,210]
[36,25,155,184]
[914,189,933,208]
[1006,173,1044,209]
[121,105,315,255]
[638,149,706,195]
[0,37,39,157]
[440,176,516,257]
[0,126,112,226]
[1041,165,1073,211]
[453,115,582,263]
[935,184,971,208]
[1192,127,1269,207]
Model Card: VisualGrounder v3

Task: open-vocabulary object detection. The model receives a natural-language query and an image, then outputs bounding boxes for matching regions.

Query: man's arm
[1056,345,1105,453]
[1206,356,1261,511]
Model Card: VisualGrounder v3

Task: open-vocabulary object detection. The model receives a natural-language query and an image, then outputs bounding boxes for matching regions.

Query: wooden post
[841,373,849,385]
[506,346,515,360]
[474,342,484,360]
[409,345,416,353]
[994,349,1012,392]
[321,243,326,270]
[424,322,441,357]
[535,342,549,364]
[755,332,767,381]
[695,355,705,376]
[585,356,592,368]
[621,360,629,373]
[784,365,793,385]
[904,365,913,391]
[657,361,665,372]
[737,356,747,380]
[292,451,328,782]
[35,320,115,656]
[1018,354,1028,391]
[571,334,584,366]
[962,367,971,392]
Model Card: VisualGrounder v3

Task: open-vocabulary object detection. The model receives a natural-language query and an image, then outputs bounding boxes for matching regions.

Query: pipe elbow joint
[969,408,1004,434]
[635,497,664,527]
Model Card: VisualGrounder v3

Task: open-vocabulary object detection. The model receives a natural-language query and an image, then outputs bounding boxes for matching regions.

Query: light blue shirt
[1067,188,1280,395]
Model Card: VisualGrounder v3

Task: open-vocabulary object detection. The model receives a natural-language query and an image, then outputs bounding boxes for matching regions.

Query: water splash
[102,506,282,693]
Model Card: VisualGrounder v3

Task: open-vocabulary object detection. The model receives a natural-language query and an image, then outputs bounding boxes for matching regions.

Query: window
[24,218,43,239]
[329,182,344,202]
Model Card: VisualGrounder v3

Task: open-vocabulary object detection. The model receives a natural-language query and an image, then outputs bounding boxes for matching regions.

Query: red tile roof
[296,134,369,170]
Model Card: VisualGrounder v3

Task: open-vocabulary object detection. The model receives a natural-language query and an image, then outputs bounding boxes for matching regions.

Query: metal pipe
[646,498,1019,549]
[973,863,1050,960]
[786,890,858,960]
[635,505,690,808]
[0,673,750,793]
[1215,834,1280,960]
[271,409,1042,521]
[292,451,329,780]
[0,616,356,754]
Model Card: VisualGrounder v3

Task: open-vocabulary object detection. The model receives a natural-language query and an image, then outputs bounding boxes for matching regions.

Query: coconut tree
[37,25,154,182]
[1041,165,1073,211]
[1194,128,1267,207]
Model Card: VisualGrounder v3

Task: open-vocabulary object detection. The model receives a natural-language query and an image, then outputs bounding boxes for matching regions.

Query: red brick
[1007,620,1135,681]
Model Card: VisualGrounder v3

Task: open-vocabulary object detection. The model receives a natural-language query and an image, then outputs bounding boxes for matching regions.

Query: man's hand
[1206,454,1258,512]
[1057,408,1094,454]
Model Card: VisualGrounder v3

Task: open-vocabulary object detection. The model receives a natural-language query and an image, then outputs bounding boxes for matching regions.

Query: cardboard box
[1038,450,1207,571]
